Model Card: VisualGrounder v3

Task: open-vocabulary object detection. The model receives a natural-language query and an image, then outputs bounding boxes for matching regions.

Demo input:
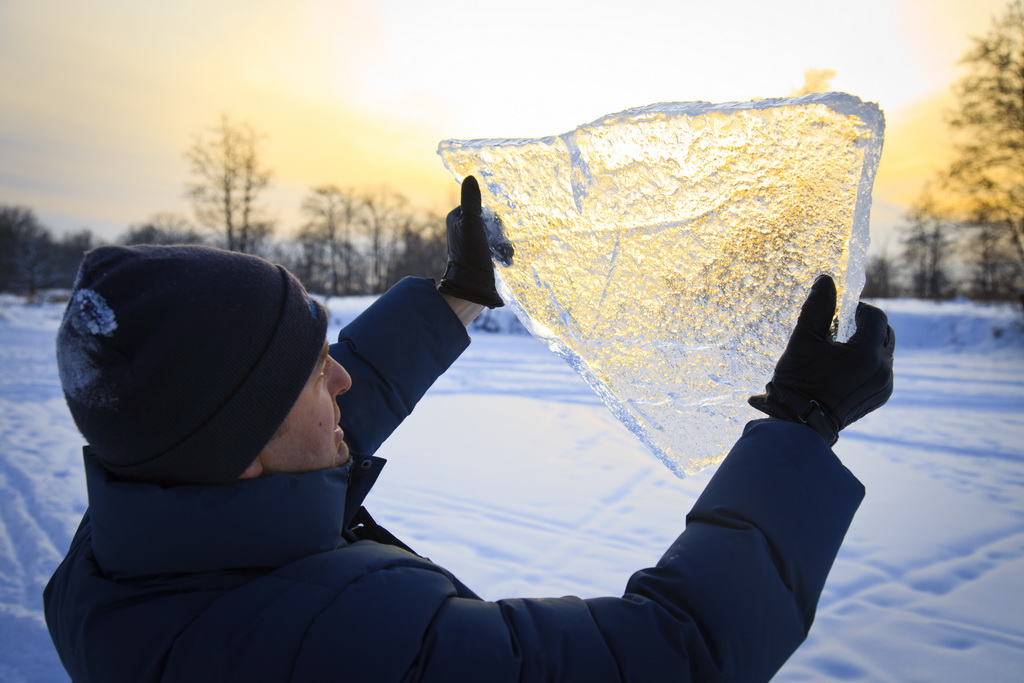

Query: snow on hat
[57,245,328,485]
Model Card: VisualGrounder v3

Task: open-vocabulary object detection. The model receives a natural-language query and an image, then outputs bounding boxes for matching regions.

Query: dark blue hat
[57,245,328,485]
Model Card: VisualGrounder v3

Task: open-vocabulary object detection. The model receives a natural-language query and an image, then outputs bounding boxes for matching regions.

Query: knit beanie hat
[56,245,328,485]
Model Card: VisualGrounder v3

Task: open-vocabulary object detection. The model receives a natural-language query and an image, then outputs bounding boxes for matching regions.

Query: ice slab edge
[439,92,885,477]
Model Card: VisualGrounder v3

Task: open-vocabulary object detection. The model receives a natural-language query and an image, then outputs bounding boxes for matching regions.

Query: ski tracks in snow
[0,310,87,682]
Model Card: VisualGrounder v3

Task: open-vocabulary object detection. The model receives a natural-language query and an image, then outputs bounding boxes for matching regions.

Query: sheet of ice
[438,93,884,476]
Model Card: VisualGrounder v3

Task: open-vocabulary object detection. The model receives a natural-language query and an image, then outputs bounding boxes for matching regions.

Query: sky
[0,0,1011,254]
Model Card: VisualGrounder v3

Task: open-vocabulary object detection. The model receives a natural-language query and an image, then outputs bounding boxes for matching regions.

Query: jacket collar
[83,447,386,578]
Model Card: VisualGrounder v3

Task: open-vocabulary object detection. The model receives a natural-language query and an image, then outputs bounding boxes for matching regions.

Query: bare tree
[961,220,1023,299]
[185,114,273,254]
[359,188,408,293]
[387,210,446,288]
[901,195,958,299]
[119,213,205,246]
[0,206,54,294]
[54,230,96,288]
[299,186,363,297]
[863,253,898,298]
[286,230,327,295]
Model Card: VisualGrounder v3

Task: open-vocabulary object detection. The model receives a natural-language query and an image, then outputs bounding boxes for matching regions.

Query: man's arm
[331,278,470,458]
[331,175,503,457]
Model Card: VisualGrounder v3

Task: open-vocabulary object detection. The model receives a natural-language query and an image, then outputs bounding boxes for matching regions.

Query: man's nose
[328,357,352,396]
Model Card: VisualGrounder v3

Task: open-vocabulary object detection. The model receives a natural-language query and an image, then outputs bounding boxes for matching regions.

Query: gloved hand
[437,176,504,308]
[748,274,895,445]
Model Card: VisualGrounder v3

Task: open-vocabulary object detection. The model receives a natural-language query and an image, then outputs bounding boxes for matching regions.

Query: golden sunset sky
[0,0,1008,254]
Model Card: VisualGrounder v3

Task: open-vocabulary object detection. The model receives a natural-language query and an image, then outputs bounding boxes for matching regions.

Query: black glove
[748,274,895,445]
[437,176,504,308]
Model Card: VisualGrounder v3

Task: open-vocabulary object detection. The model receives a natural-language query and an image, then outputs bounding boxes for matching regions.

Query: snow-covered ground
[1,293,1022,682]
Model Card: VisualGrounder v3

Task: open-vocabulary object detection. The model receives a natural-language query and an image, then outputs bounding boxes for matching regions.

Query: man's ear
[238,457,264,480]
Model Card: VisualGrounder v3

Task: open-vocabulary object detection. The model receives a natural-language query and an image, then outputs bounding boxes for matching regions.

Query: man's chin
[336,442,351,466]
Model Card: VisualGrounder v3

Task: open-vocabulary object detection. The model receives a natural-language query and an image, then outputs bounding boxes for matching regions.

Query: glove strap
[437,269,504,308]
[793,397,840,446]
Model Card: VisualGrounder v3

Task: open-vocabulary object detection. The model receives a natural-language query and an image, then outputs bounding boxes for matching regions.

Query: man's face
[251,343,352,477]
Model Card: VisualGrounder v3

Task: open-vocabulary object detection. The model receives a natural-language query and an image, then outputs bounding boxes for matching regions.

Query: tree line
[4,1,1023,302]
[1,113,447,299]
[0,197,447,301]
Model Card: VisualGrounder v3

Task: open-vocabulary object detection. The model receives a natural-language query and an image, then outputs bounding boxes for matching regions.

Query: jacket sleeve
[330,277,470,458]
[406,419,865,683]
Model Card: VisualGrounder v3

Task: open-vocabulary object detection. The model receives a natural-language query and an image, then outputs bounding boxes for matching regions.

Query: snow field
[1,294,1022,681]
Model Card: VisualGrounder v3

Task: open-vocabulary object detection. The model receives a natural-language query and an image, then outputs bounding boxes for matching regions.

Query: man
[45,176,894,682]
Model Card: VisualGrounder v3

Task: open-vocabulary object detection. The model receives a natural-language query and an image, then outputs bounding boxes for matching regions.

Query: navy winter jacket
[44,277,864,682]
